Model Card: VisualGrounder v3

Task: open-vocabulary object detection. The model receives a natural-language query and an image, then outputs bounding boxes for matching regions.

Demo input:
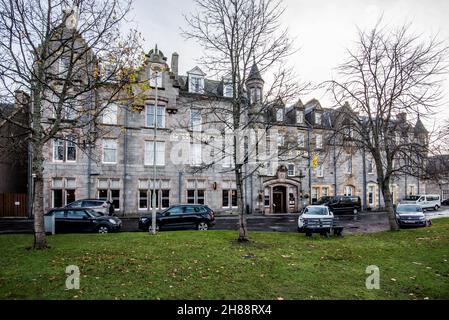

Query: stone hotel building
[40,47,430,216]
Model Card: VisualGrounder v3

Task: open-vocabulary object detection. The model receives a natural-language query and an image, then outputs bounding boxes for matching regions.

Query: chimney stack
[171,52,179,77]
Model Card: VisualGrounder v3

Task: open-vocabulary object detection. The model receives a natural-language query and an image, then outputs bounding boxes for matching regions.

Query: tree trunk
[235,168,249,242]
[32,141,48,249]
[380,180,400,231]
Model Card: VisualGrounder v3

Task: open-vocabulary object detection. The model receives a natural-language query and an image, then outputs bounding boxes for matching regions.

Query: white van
[401,195,441,211]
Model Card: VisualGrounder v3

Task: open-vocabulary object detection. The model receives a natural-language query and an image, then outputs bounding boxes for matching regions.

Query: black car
[45,208,122,234]
[442,199,449,206]
[315,196,362,215]
[138,204,216,232]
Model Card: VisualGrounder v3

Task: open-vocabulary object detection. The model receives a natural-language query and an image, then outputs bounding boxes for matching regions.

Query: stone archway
[262,178,302,214]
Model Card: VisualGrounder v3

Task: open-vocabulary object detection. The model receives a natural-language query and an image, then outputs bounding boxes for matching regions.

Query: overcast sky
[130,0,449,130]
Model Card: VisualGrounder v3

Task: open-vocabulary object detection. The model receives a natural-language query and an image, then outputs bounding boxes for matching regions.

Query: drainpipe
[27,130,33,218]
[26,90,34,218]
[307,126,312,205]
[123,103,129,216]
[333,134,337,196]
[362,147,367,210]
[250,172,254,214]
[178,171,183,203]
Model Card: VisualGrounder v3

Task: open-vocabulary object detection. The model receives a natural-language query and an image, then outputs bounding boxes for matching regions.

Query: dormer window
[315,113,322,125]
[190,75,204,93]
[187,67,206,94]
[149,68,163,88]
[223,82,233,98]
[297,111,303,124]
[276,108,284,122]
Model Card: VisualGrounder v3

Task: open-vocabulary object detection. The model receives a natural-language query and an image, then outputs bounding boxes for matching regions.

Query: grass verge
[0,219,448,300]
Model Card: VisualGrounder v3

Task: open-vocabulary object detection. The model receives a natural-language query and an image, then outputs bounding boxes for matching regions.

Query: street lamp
[150,63,162,235]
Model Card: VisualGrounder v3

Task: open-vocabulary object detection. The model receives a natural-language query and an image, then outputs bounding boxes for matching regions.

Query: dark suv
[315,196,362,215]
[45,208,122,234]
[138,204,216,232]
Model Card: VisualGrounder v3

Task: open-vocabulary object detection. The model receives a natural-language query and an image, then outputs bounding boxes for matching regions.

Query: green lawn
[1,219,449,300]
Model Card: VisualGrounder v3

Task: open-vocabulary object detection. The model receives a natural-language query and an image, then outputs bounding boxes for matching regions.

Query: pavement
[1,207,448,235]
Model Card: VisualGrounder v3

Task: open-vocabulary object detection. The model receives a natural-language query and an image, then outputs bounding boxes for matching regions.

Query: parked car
[45,208,122,234]
[297,205,339,235]
[441,199,449,206]
[64,199,111,215]
[315,196,362,215]
[138,204,216,232]
[401,195,441,211]
[395,204,430,228]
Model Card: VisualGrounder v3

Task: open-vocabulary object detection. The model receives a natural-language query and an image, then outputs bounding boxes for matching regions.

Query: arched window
[344,185,355,196]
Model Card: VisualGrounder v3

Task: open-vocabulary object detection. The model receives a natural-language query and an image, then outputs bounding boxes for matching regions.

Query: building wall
[40,50,429,215]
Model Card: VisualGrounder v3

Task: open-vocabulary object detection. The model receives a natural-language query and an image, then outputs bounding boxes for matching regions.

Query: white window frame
[138,189,149,211]
[66,138,77,163]
[59,56,70,78]
[52,177,76,208]
[298,132,305,148]
[53,139,65,163]
[145,141,165,166]
[367,159,374,174]
[276,108,284,122]
[190,143,202,166]
[102,138,118,164]
[277,134,285,147]
[287,164,295,177]
[189,75,204,94]
[346,157,353,174]
[297,111,303,124]
[250,87,261,104]
[63,103,77,120]
[223,82,233,98]
[190,108,202,132]
[344,186,354,196]
[102,103,118,125]
[317,165,324,178]
[315,113,322,125]
[316,134,322,149]
[146,104,166,129]
[368,185,376,206]
[149,69,163,88]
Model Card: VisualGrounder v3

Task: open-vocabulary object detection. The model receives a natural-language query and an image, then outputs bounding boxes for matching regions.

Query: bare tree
[328,21,449,231]
[183,0,304,241]
[0,0,143,249]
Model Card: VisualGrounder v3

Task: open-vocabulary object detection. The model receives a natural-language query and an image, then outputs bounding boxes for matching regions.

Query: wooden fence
[0,193,27,217]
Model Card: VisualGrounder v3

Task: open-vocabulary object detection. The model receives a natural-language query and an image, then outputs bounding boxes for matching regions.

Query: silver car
[64,199,111,215]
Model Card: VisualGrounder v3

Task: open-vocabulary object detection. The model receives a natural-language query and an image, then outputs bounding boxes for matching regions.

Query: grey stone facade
[40,47,430,216]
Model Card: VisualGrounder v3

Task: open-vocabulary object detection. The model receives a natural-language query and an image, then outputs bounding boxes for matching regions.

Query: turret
[246,62,264,105]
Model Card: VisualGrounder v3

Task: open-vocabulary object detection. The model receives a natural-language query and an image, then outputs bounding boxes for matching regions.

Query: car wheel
[434,205,439,211]
[197,222,209,231]
[148,224,160,233]
[97,225,109,234]
[353,208,358,215]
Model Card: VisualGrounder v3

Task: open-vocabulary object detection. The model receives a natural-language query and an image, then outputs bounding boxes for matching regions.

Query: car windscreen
[86,209,103,217]
[304,207,328,215]
[83,200,103,207]
[397,205,422,212]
